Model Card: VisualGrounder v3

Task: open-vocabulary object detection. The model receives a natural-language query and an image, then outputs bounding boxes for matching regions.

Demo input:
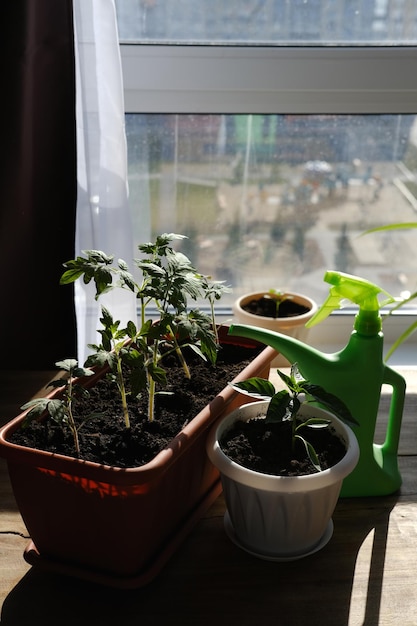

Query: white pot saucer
[224,512,334,562]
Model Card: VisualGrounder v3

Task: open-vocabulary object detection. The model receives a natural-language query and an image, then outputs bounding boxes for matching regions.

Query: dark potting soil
[242,296,310,319]
[220,414,346,476]
[10,342,262,469]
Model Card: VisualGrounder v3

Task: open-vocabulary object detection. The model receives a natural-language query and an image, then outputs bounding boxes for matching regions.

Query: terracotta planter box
[0,332,275,588]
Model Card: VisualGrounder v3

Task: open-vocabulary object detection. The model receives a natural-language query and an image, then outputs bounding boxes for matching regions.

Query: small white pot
[207,401,359,561]
[232,292,318,366]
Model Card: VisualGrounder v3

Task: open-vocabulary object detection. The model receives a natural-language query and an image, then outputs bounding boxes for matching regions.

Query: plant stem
[175,344,191,378]
[147,341,160,422]
[167,324,191,379]
[66,379,80,457]
[209,300,219,345]
[139,296,146,328]
[291,407,297,453]
[116,357,130,429]
[68,408,80,458]
[148,376,155,422]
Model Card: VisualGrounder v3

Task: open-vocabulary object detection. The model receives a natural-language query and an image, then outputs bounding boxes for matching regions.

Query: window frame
[121,45,417,114]
[120,43,417,353]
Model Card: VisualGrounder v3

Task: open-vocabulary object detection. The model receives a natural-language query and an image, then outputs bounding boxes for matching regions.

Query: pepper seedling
[229,363,357,471]
[267,289,294,317]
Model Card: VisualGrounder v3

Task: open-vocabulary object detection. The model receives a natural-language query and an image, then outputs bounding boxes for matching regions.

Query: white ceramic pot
[232,292,318,367]
[207,401,359,561]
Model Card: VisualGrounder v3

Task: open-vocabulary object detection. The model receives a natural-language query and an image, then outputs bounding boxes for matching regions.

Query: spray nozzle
[306,271,395,334]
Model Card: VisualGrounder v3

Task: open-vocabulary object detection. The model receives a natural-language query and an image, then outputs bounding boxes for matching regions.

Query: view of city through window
[125,113,417,307]
[115,1,417,309]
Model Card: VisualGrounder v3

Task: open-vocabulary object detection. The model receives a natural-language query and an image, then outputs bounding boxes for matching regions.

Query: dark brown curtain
[1,1,77,369]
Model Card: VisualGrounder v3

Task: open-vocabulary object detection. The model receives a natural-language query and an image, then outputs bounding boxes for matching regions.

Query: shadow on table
[0,496,397,626]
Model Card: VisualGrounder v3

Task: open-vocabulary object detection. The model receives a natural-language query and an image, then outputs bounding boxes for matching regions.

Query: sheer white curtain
[73,0,137,363]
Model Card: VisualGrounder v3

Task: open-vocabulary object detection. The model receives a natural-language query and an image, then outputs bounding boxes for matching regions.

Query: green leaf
[136,261,165,278]
[147,362,167,386]
[276,368,299,393]
[59,268,84,285]
[265,390,291,422]
[138,319,153,336]
[55,358,78,372]
[203,278,232,300]
[100,306,114,326]
[83,250,114,264]
[45,399,67,424]
[122,348,144,369]
[198,335,218,364]
[119,268,136,292]
[73,367,94,378]
[385,319,417,360]
[47,379,68,389]
[301,383,358,426]
[94,268,114,295]
[291,396,301,416]
[229,377,276,399]
[22,399,47,411]
[118,258,129,270]
[129,367,147,398]
[147,318,169,341]
[155,233,186,249]
[126,320,138,338]
[186,343,207,362]
[99,332,113,353]
[290,362,305,383]
[295,434,321,472]
[85,350,114,370]
[295,417,331,430]
[21,398,51,425]
[73,385,90,399]
[362,222,417,236]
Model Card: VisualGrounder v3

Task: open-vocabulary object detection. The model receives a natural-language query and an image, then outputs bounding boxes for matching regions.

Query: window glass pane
[115,0,417,45]
[126,113,417,307]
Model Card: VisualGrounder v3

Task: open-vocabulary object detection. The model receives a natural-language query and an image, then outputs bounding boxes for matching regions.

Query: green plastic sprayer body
[229,271,406,497]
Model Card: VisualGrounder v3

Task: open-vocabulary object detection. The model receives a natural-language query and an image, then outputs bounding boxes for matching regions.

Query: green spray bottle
[229,271,406,497]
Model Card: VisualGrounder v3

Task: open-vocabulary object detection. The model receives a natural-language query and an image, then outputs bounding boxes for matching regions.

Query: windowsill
[221,309,417,368]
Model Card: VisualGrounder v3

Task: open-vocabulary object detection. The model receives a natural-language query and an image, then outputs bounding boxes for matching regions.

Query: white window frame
[120,44,417,356]
[121,45,417,114]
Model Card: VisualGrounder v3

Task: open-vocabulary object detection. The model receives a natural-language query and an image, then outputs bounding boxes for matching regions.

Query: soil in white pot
[220,416,346,476]
[241,296,310,319]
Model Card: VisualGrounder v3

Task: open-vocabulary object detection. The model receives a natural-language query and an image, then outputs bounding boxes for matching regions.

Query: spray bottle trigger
[305,292,342,328]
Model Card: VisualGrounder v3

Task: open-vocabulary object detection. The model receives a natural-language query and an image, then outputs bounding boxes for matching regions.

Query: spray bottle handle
[381,365,406,458]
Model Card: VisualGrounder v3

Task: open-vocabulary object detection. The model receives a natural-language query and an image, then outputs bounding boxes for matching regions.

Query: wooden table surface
[0,368,416,626]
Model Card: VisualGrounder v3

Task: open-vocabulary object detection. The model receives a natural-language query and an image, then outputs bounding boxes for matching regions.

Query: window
[114,1,417,351]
